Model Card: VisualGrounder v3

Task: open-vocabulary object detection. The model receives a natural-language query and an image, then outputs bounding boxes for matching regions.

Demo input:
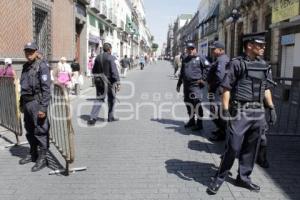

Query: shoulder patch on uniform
[42,74,48,81]
[204,60,210,66]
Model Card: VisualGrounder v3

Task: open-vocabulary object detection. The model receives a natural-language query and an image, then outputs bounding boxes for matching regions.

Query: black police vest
[183,56,204,82]
[232,59,269,103]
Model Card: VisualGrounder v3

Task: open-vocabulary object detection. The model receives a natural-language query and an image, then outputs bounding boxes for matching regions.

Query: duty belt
[232,101,263,109]
[21,94,40,103]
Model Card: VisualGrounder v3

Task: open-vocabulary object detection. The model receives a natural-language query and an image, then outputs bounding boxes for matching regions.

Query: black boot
[209,129,226,141]
[191,119,203,131]
[19,147,38,165]
[31,149,48,172]
[184,118,195,128]
[256,146,270,168]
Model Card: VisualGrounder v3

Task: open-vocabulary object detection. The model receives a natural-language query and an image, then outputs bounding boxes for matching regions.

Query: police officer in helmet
[176,41,209,131]
[207,32,277,194]
[19,42,51,172]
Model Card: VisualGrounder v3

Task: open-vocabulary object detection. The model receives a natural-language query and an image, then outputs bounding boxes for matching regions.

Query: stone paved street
[0,61,300,200]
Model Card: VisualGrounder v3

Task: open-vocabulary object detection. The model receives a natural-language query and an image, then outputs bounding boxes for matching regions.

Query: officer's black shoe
[191,125,203,131]
[19,154,37,165]
[31,150,48,172]
[184,119,195,128]
[207,178,223,195]
[87,118,96,126]
[108,117,119,122]
[209,134,226,142]
[235,178,260,192]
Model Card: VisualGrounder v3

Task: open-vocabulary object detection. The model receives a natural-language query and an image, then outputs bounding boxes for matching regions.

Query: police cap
[243,32,266,44]
[186,41,196,49]
[209,41,225,49]
[24,42,38,51]
[103,42,112,52]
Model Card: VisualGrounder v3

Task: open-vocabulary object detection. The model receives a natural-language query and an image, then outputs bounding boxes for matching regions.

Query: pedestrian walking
[87,54,95,77]
[71,58,81,95]
[88,42,120,125]
[19,42,51,172]
[120,55,131,78]
[207,32,277,194]
[139,55,145,70]
[56,57,73,93]
[0,58,17,79]
[176,41,210,131]
[207,41,230,141]
[173,53,182,78]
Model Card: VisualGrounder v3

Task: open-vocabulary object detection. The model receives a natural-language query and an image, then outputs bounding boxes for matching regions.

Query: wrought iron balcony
[111,14,117,27]
[78,0,91,5]
[99,1,107,19]
[89,0,100,13]
[106,8,113,23]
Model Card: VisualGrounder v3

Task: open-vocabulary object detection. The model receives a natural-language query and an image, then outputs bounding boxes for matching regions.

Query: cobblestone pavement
[0,61,299,200]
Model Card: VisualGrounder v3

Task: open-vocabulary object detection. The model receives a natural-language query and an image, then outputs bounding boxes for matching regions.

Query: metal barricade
[270,78,300,136]
[0,77,22,144]
[48,84,86,175]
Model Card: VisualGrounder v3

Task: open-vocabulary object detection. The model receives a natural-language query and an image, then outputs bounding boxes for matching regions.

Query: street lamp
[226,8,241,57]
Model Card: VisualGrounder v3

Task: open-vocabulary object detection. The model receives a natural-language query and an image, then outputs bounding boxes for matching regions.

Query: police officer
[19,42,51,172]
[207,32,277,194]
[207,41,230,141]
[176,41,209,131]
[88,42,120,125]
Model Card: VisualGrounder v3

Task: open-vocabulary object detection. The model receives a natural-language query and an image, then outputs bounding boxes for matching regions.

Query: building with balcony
[270,0,300,79]
[171,14,194,56]
[0,0,87,74]
[197,0,220,57]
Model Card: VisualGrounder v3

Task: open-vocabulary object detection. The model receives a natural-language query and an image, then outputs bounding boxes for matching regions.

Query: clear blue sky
[144,0,199,50]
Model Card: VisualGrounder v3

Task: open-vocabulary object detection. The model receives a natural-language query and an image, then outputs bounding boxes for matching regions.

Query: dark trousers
[216,109,264,183]
[90,85,116,120]
[213,104,227,133]
[184,97,203,127]
[23,100,49,154]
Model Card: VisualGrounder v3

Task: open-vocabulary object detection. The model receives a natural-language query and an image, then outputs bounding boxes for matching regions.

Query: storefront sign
[272,0,300,23]
[281,34,295,45]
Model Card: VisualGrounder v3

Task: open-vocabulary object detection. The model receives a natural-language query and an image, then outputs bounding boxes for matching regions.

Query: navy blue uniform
[90,52,120,120]
[177,54,209,129]
[207,54,230,138]
[214,55,272,185]
[20,59,51,154]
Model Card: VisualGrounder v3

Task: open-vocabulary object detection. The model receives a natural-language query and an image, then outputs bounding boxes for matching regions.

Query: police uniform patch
[204,60,210,66]
[42,74,48,81]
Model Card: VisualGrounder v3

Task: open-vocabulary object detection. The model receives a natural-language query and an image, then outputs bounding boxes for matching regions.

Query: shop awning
[89,33,100,44]
[270,19,300,29]
[197,2,220,28]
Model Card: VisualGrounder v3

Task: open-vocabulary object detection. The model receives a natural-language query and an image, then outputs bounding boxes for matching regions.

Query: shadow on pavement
[79,114,105,122]
[150,118,204,137]
[9,145,30,158]
[188,140,225,155]
[9,145,65,174]
[261,135,300,200]
[165,159,218,187]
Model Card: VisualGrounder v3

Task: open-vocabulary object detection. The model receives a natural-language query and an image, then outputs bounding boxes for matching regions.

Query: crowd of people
[174,32,277,194]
